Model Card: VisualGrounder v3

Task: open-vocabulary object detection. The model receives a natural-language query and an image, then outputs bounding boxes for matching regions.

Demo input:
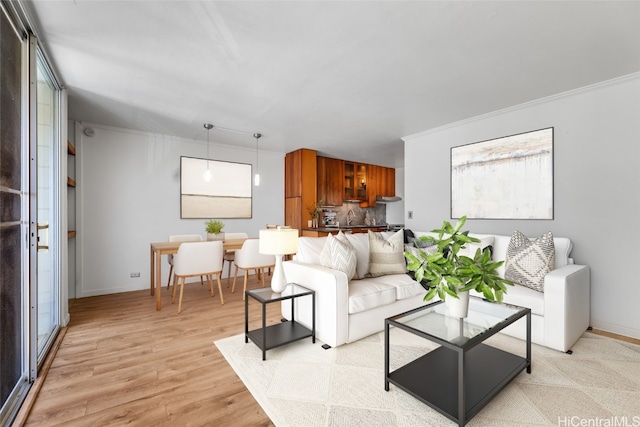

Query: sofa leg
[321,344,331,350]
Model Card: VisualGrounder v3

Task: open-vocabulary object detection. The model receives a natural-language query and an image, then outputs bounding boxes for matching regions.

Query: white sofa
[282,230,590,352]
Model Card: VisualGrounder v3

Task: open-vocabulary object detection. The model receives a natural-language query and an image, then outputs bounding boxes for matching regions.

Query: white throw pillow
[505,231,555,292]
[458,236,495,258]
[367,229,406,277]
[320,233,357,280]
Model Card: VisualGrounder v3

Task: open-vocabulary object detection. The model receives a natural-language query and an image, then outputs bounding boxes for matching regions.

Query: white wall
[403,73,640,339]
[75,123,284,296]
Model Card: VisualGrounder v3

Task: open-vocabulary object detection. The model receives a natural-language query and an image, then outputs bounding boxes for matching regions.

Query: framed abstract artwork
[180,156,252,219]
[451,127,553,219]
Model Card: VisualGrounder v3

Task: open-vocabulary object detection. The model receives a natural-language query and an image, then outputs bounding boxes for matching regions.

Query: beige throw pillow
[367,229,406,277]
[505,230,555,292]
[320,233,357,280]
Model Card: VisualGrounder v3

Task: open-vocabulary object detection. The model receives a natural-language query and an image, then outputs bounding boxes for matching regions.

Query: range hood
[375,195,402,203]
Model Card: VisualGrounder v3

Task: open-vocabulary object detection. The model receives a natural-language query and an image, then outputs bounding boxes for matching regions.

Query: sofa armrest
[543,264,591,352]
[282,260,350,348]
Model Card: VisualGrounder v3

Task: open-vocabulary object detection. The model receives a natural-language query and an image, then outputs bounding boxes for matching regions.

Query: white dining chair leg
[226,261,233,288]
[243,270,249,300]
[232,266,239,294]
[178,277,186,313]
[167,265,173,289]
[216,274,224,305]
[172,275,179,302]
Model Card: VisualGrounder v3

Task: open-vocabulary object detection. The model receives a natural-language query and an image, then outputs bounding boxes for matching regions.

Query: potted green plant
[205,219,225,241]
[404,215,513,317]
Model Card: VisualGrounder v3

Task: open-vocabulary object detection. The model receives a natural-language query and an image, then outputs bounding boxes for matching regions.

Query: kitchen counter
[301,225,389,237]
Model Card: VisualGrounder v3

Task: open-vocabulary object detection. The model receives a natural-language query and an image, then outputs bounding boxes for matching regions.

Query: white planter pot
[445,290,470,318]
[207,232,225,241]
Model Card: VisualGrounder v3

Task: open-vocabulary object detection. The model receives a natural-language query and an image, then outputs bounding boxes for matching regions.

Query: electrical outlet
[408,211,413,219]
[130,272,140,278]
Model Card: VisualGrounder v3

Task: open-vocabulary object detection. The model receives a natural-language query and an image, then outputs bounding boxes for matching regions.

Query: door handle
[37,223,49,251]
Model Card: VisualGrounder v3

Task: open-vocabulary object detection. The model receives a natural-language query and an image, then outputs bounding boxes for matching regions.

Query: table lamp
[259,228,299,293]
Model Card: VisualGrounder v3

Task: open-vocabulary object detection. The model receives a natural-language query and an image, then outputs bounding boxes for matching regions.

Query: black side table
[245,283,315,360]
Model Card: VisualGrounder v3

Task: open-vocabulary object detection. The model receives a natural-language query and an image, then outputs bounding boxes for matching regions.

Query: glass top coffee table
[385,297,531,426]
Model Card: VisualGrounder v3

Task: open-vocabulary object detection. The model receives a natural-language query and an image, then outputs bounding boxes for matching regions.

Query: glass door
[35,53,60,359]
[0,6,28,424]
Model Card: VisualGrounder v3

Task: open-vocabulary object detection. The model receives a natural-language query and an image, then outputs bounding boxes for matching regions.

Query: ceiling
[23,1,640,167]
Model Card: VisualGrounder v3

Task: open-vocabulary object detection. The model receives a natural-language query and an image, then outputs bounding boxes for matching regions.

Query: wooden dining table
[149,238,247,310]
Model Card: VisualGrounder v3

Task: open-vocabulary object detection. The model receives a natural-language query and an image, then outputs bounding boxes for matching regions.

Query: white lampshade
[259,228,299,255]
[259,228,299,293]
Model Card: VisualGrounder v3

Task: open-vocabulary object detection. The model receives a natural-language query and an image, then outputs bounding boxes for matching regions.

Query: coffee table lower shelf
[246,321,312,352]
[387,343,528,425]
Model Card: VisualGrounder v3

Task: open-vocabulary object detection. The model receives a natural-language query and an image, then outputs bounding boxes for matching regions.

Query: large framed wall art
[451,127,553,220]
[180,156,252,219]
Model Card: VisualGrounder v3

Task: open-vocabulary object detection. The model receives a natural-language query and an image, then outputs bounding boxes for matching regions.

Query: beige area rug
[215,330,640,426]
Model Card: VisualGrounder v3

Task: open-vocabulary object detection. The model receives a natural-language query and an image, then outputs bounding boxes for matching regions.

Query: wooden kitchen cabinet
[317,156,343,206]
[365,165,396,206]
[384,167,395,196]
[284,149,317,232]
[344,161,367,202]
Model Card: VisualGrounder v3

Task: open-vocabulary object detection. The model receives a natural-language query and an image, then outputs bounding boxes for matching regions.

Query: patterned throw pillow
[320,233,357,280]
[404,243,438,260]
[505,231,555,292]
[367,229,407,277]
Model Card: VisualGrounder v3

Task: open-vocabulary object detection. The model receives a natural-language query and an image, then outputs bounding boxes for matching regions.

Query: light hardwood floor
[24,274,279,426]
[21,274,640,426]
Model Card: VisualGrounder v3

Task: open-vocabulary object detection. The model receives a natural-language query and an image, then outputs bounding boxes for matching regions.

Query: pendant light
[253,133,261,186]
[203,123,213,182]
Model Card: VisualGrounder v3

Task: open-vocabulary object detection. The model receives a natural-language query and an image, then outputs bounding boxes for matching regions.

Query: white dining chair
[232,239,276,300]
[166,234,204,289]
[171,241,224,313]
[222,232,249,288]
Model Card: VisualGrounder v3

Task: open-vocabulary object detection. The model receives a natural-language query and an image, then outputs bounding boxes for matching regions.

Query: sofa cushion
[366,273,424,300]
[367,230,407,277]
[320,233,357,280]
[505,231,555,292]
[347,279,397,314]
[344,232,371,279]
[296,236,326,265]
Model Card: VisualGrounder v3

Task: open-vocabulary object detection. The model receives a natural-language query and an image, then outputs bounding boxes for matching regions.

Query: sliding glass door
[0,5,29,424]
[35,53,60,359]
[1,4,64,423]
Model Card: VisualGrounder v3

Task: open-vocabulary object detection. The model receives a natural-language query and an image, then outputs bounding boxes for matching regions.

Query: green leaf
[481,285,495,301]
[443,285,458,298]
[453,216,467,233]
[424,287,438,301]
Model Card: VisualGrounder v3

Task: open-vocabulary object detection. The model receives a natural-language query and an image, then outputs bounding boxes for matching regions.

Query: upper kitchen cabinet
[344,161,367,202]
[317,156,343,206]
[365,165,396,207]
[384,167,396,197]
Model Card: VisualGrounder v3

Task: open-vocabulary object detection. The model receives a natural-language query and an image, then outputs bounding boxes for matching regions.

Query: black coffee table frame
[385,299,531,426]
[245,284,315,360]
